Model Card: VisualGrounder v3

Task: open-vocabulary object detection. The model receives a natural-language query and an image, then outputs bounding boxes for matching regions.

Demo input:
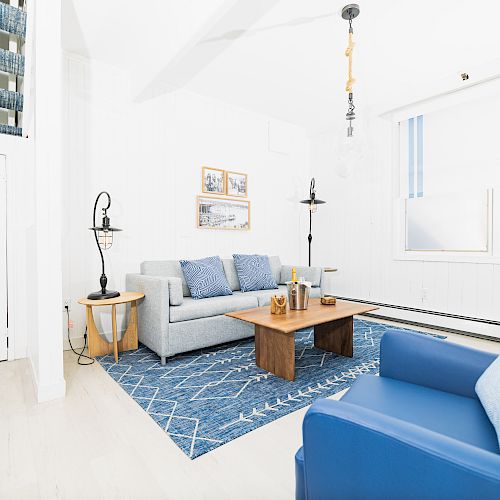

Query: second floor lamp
[300,178,326,267]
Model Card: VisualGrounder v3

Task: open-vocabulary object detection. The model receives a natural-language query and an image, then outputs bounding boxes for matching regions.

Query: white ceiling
[63,0,500,133]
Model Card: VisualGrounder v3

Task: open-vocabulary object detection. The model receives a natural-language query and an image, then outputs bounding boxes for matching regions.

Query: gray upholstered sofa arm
[126,273,170,363]
[280,265,324,288]
[319,268,328,291]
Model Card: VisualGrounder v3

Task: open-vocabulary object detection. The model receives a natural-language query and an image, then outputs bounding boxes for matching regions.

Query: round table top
[78,291,144,306]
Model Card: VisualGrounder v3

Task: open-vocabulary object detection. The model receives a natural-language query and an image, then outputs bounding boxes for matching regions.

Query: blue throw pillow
[476,356,500,448]
[232,254,278,292]
[180,256,233,300]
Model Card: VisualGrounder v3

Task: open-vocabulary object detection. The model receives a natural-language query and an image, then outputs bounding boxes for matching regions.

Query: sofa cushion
[476,356,500,448]
[141,257,282,297]
[268,255,282,285]
[233,254,278,292]
[280,265,322,287]
[169,294,258,323]
[222,258,240,291]
[141,260,191,297]
[240,285,321,306]
[168,277,184,305]
[237,285,287,307]
[342,374,500,454]
[180,256,233,300]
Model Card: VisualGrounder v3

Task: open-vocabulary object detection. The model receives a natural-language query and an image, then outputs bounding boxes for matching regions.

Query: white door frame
[0,155,7,361]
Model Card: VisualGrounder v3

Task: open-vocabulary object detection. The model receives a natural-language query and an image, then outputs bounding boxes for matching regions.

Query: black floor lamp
[87,191,122,300]
[300,178,326,267]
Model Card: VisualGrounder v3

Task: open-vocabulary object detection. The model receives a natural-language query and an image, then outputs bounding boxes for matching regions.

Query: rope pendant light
[341,4,360,137]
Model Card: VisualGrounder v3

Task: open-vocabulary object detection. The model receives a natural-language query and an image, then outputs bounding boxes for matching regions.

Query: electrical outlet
[63,298,71,311]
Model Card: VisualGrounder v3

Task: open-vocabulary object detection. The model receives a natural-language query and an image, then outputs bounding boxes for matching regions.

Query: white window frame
[389,81,500,265]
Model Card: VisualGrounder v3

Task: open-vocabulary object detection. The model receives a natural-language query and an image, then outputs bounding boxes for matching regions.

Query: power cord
[65,306,94,365]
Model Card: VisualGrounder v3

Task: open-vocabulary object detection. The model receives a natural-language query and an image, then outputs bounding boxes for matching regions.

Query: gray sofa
[126,256,325,364]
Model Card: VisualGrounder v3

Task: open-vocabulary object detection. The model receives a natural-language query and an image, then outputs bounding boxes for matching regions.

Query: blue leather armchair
[295,329,500,500]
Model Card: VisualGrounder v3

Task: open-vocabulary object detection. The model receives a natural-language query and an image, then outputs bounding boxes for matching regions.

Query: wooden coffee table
[226,298,377,381]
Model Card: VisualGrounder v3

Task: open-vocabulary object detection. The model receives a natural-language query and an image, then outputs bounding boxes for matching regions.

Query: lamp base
[87,290,121,300]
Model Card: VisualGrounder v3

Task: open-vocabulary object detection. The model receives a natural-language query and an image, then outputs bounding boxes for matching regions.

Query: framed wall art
[197,196,250,230]
[226,170,248,198]
[202,166,225,195]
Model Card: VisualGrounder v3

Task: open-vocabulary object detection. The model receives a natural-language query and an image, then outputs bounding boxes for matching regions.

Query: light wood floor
[2,318,500,500]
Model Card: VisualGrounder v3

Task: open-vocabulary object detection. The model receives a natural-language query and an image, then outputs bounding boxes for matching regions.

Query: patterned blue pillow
[180,256,233,300]
[232,254,278,292]
[476,356,500,448]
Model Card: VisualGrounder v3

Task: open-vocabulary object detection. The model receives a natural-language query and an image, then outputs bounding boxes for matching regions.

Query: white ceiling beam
[134,0,280,102]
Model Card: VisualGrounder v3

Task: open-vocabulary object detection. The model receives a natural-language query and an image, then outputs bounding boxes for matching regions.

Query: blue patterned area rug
[97,319,444,459]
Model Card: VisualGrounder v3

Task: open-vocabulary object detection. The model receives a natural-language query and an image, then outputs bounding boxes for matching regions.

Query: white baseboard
[29,356,66,403]
[63,335,85,351]
[36,378,66,403]
[365,307,500,340]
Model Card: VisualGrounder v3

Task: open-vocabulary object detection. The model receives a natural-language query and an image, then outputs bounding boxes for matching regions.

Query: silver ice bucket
[286,281,311,310]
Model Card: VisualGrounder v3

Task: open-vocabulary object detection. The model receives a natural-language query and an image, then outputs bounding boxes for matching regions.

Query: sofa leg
[160,356,167,366]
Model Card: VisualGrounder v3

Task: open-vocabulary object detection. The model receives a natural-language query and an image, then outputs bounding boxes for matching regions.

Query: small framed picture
[197,196,250,230]
[202,167,226,195]
[226,171,248,198]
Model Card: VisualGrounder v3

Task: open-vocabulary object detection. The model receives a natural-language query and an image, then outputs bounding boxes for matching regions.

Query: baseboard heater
[336,296,500,341]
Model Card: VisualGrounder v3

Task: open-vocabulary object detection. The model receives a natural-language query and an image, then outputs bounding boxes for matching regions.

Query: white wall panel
[0,156,6,361]
[476,264,495,319]
[492,265,500,321]
[311,109,500,338]
[62,53,310,345]
[421,261,449,312]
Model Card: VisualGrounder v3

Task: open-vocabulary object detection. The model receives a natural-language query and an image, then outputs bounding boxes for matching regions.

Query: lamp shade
[299,199,326,205]
[89,213,122,250]
[89,224,122,232]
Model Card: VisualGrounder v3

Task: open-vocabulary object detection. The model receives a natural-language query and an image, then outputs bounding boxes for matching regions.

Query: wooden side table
[78,292,144,362]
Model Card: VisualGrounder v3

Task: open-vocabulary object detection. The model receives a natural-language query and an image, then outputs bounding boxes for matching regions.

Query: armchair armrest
[380,329,497,398]
[302,399,500,500]
[126,274,170,358]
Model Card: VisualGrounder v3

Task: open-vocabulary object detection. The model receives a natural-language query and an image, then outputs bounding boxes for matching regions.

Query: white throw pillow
[476,356,500,448]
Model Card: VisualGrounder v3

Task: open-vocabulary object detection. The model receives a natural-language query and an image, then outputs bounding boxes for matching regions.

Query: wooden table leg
[86,305,112,358]
[314,316,353,357]
[117,300,139,353]
[111,304,118,363]
[255,325,295,381]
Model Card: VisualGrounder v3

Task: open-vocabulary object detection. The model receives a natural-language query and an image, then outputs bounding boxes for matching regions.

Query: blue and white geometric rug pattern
[97,319,442,459]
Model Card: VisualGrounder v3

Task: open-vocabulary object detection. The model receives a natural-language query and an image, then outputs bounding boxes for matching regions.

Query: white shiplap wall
[62,53,311,346]
[311,112,500,339]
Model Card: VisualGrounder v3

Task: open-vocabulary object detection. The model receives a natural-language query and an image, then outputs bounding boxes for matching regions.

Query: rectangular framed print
[202,166,225,195]
[226,171,248,197]
[197,196,250,230]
